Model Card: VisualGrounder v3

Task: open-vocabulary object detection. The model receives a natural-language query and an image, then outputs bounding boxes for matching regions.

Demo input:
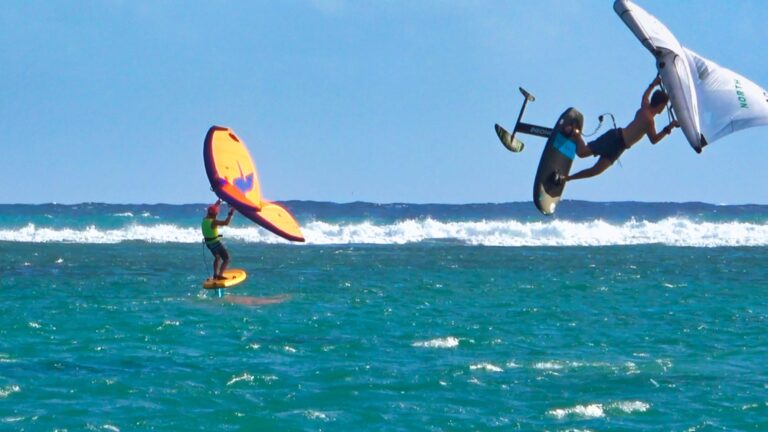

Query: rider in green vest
[202,199,235,280]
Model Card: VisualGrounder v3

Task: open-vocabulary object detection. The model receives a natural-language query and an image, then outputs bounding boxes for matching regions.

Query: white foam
[2,217,767,246]
[226,373,254,386]
[157,320,180,330]
[305,410,330,421]
[470,362,504,373]
[533,360,616,371]
[548,401,650,420]
[548,404,605,419]
[412,336,460,348]
[609,400,651,413]
[0,385,20,398]
[306,217,768,246]
[0,223,198,244]
[533,361,565,370]
[1,416,24,423]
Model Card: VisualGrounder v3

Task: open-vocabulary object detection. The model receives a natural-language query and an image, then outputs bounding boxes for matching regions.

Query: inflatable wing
[614,0,768,153]
[203,126,305,242]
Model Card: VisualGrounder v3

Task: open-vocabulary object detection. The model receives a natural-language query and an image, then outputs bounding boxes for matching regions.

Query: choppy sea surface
[1,201,767,431]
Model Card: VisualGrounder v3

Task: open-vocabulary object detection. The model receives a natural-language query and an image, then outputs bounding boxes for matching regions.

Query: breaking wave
[1,217,767,247]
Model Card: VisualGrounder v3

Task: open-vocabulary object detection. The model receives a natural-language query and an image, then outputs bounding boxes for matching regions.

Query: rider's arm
[647,120,677,144]
[642,76,662,108]
[213,208,235,226]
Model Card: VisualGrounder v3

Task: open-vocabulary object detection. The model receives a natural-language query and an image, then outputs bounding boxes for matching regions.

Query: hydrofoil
[495,87,583,215]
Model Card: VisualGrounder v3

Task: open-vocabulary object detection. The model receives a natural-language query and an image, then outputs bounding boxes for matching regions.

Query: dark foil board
[533,107,583,215]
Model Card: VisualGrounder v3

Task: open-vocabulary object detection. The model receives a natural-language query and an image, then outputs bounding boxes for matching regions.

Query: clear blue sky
[2,1,767,204]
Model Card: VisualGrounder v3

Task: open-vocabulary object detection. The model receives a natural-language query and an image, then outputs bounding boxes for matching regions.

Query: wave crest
[1,217,767,247]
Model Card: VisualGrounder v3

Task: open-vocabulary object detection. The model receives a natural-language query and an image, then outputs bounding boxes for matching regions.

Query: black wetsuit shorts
[206,241,230,260]
[588,128,626,163]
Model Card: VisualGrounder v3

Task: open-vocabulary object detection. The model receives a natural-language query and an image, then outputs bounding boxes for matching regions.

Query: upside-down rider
[554,76,679,184]
[202,199,235,280]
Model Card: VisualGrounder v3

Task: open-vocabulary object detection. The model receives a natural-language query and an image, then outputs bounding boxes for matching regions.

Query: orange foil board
[204,126,305,242]
[203,268,247,289]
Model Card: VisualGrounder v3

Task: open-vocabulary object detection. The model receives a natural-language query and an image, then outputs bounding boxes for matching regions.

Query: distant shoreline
[2,199,767,207]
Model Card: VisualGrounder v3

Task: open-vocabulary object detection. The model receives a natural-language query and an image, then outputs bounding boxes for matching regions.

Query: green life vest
[201,217,220,244]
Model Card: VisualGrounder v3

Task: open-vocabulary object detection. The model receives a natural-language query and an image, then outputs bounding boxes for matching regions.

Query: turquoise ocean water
[1,201,767,431]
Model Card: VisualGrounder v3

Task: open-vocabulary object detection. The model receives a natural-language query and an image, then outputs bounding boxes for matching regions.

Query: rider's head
[207,204,219,217]
[650,90,669,113]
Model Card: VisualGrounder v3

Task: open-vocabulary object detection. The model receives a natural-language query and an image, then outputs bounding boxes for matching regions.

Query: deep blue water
[1,201,767,430]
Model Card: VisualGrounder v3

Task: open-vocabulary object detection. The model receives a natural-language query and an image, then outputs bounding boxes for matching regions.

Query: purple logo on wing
[234,162,254,194]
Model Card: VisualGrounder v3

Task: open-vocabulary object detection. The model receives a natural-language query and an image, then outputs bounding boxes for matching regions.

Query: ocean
[1,201,767,431]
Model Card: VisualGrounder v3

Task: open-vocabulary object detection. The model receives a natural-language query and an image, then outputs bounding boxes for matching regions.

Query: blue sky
[1,1,767,204]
